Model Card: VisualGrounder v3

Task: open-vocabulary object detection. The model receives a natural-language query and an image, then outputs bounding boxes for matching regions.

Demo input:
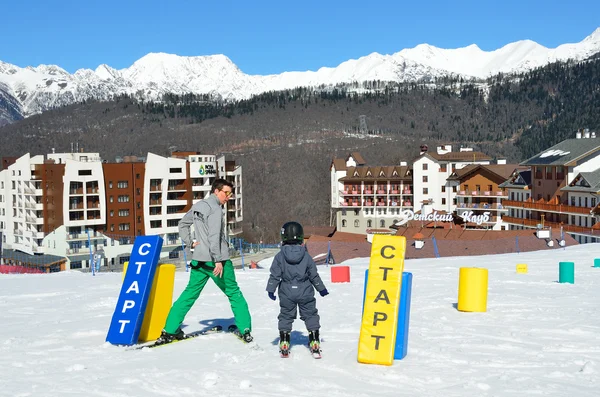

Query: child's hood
[281,244,306,264]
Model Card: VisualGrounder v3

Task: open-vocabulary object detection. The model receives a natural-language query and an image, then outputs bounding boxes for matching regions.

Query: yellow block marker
[516,264,528,274]
[122,262,177,342]
[457,267,488,312]
[357,235,406,366]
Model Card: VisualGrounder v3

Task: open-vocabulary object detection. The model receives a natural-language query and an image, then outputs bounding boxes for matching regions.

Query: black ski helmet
[281,221,304,244]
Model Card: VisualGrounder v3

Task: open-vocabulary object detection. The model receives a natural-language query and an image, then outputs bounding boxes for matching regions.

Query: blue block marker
[106,235,163,345]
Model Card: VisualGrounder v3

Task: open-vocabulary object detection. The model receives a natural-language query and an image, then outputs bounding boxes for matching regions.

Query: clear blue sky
[2,0,599,75]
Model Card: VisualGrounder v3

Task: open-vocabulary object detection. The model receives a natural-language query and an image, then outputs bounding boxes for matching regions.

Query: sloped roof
[520,136,600,166]
[330,158,347,172]
[348,152,366,165]
[447,164,522,181]
[499,169,532,189]
[339,165,411,181]
[561,169,600,193]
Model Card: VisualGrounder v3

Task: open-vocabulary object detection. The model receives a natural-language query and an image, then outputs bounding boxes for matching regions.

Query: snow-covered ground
[1,244,599,397]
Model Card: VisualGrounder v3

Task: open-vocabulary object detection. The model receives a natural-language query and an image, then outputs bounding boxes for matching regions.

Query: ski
[128,325,223,350]
[227,325,262,351]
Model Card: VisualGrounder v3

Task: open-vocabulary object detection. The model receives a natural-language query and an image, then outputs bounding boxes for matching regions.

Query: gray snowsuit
[266,244,327,332]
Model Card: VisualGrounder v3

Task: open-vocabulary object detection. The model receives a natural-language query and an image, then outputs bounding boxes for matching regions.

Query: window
[593,198,597,207]
[117,195,130,203]
[441,186,446,193]
[545,166,553,180]
[440,165,447,172]
[109,181,113,189]
[367,220,372,227]
[118,223,130,231]
[109,196,114,203]
[118,209,130,217]
[380,219,385,228]
[442,198,446,205]
[354,220,360,227]
[117,181,128,188]
[452,186,457,193]
[342,219,347,227]
[78,170,92,176]
[110,210,114,217]
[136,173,140,179]
[423,188,428,194]
[487,185,492,192]
[70,261,83,270]
[422,176,428,183]
[169,168,182,173]
[422,163,428,170]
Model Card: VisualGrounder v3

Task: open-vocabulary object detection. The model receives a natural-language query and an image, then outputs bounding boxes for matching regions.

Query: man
[159,178,253,343]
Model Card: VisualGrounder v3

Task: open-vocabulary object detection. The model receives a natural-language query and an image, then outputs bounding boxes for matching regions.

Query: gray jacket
[266,245,326,299]
[178,194,229,263]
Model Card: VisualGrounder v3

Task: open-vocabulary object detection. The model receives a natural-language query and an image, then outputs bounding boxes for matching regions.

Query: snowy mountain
[1,28,599,122]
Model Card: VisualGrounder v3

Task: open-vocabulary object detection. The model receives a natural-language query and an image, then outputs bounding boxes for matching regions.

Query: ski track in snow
[1,244,600,396]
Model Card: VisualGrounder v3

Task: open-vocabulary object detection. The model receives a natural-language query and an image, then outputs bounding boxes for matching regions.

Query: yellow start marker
[122,262,177,342]
[357,235,406,365]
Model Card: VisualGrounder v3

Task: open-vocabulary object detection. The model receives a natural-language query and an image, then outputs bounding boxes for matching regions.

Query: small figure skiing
[266,222,329,358]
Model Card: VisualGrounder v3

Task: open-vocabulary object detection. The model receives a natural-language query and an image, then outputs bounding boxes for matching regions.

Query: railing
[502,216,600,235]
[402,190,412,195]
[502,200,591,214]
[456,203,507,210]
[150,185,161,191]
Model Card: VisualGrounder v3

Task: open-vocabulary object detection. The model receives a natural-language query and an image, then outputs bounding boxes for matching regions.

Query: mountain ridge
[0,27,599,124]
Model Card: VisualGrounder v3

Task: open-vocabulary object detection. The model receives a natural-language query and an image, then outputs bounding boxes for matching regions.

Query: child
[266,221,329,356]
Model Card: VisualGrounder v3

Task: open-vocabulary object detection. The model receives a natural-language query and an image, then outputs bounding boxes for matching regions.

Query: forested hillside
[1,56,599,242]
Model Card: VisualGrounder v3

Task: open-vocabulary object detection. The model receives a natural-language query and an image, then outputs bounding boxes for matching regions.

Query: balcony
[502,216,600,236]
[363,189,373,195]
[402,189,412,195]
[363,201,374,207]
[502,200,592,215]
[456,203,507,211]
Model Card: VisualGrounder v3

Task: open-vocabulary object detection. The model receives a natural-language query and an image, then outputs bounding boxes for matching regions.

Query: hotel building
[0,151,243,270]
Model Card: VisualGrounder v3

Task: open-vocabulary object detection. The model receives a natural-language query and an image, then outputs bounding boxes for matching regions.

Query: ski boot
[279,331,291,358]
[156,328,185,345]
[308,330,322,359]
[228,325,254,343]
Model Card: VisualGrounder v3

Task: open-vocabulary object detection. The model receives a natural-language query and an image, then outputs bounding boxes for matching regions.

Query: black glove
[268,291,276,301]
[319,288,329,297]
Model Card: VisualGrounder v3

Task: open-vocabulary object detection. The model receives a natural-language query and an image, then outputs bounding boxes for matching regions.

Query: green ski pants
[163,260,251,334]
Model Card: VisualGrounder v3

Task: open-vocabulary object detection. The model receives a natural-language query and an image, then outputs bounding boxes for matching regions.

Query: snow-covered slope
[1,244,600,396]
[0,28,599,121]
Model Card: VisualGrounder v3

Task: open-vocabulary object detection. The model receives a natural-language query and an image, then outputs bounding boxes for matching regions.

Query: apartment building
[498,168,532,223]
[330,152,413,234]
[446,163,522,230]
[503,129,600,243]
[412,144,492,213]
[0,150,243,270]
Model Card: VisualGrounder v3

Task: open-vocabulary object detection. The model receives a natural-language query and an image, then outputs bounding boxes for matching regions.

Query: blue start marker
[106,235,163,345]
